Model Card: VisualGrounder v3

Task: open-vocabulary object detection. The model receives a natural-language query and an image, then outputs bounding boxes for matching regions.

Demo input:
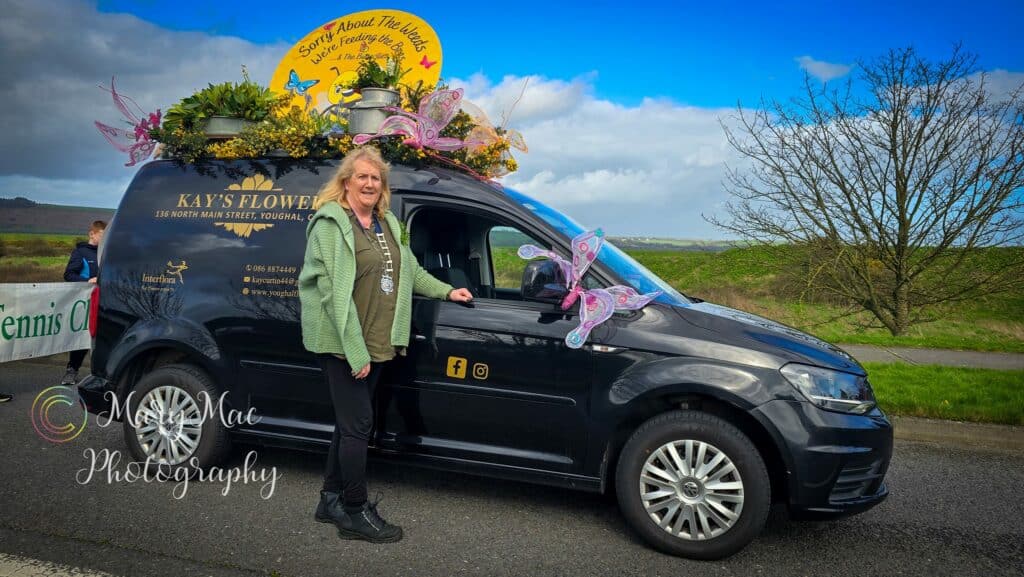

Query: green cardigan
[298,201,453,371]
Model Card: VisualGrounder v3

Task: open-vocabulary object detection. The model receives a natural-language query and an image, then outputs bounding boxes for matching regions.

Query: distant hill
[607,237,736,252]
[488,227,735,252]
[0,200,116,234]
[0,197,37,209]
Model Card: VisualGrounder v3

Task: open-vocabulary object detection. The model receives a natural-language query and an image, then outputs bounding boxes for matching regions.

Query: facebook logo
[446,356,468,379]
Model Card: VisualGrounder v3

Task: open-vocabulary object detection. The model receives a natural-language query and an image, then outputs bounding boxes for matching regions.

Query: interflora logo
[31,386,88,443]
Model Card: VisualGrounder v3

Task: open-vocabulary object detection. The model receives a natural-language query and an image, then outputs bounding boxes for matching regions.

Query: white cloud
[453,75,739,236]
[971,69,1024,101]
[795,55,852,82]
[454,73,594,125]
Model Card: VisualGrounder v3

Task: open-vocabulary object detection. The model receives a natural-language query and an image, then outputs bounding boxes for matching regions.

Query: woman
[298,146,472,543]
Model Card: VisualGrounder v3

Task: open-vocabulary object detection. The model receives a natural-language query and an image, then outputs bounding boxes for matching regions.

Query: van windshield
[504,189,691,307]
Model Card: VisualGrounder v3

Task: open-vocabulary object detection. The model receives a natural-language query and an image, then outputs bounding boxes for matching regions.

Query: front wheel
[615,410,770,559]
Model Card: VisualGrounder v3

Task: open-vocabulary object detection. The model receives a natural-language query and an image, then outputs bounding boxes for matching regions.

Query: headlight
[780,363,876,414]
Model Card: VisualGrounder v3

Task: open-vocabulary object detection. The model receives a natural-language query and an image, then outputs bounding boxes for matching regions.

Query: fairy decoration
[460,80,529,177]
[518,229,661,349]
[94,77,161,167]
[354,87,507,185]
[352,88,477,151]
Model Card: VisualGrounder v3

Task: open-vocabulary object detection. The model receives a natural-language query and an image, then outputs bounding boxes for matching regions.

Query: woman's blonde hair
[317,146,391,219]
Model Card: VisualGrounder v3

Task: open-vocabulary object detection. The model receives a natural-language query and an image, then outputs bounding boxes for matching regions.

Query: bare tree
[711,46,1024,336]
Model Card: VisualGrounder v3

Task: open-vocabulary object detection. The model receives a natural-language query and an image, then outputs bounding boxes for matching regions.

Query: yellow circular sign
[269,10,443,113]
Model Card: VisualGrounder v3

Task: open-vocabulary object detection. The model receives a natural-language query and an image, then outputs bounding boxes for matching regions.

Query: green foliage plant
[159,68,290,132]
[345,53,411,90]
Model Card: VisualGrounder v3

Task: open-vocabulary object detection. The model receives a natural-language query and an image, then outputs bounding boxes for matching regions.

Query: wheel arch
[105,319,227,403]
[602,392,790,506]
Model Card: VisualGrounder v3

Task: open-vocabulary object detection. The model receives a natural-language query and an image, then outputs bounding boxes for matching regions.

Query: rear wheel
[122,363,230,471]
[615,410,770,559]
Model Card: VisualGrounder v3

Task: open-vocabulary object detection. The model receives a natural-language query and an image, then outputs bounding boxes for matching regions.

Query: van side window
[408,206,557,301]
[488,226,535,291]
[408,207,480,296]
[486,224,603,299]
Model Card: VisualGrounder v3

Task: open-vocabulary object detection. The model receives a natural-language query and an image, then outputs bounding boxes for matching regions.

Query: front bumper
[77,374,115,418]
[751,399,893,519]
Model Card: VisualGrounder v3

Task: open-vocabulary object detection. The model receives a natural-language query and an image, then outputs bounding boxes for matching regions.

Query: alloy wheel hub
[639,439,745,541]
[134,385,203,466]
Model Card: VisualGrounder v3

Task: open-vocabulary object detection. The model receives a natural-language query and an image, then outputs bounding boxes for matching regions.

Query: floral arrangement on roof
[96,68,526,181]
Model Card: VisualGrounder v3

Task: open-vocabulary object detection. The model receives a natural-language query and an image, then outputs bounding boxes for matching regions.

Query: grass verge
[865,362,1024,425]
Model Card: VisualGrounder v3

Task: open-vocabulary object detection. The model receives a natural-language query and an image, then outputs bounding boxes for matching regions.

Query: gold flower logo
[227,174,280,191]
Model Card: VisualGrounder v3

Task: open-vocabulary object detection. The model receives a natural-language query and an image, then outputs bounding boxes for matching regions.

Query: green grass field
[0,233,80,283]
[866,363,1024,425]
[633,246,1024,352]
[1,233,80,241]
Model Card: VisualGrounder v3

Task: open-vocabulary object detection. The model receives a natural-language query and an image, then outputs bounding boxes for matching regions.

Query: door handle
[413,334,427,342]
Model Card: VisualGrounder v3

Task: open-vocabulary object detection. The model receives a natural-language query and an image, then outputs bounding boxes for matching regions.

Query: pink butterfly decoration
[420,55,437,69]
[352,88,479,151]
[518,229,661,349]
[94,77,161,167]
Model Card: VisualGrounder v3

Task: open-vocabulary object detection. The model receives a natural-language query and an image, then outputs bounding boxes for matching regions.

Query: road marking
[0,553,117,577]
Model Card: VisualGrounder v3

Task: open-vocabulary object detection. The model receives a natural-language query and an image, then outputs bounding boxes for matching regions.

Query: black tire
[615,410,770,560]
[122,363,231,472]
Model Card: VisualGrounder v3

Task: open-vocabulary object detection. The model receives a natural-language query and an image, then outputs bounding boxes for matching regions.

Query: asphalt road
[2,360,1022,577]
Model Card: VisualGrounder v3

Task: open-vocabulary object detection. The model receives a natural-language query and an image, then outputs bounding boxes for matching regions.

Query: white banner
[0,283,95,363]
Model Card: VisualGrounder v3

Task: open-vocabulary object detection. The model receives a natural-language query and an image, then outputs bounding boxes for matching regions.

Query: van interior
[407,206,542,301]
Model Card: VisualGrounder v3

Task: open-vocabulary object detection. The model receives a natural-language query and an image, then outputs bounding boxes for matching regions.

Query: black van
[78,158,891,559]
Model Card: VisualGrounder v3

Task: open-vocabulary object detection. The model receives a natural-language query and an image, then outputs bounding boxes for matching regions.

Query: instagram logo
[31,386,88,443]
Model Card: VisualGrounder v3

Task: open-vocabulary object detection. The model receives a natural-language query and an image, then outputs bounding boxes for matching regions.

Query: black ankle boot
[314,490,346,525]
[337,498,403,543]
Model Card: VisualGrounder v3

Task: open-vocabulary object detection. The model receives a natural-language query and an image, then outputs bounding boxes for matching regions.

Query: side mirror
[521,260,568,304]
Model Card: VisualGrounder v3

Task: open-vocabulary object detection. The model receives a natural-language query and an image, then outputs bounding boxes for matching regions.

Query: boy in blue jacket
[61,220,105,385]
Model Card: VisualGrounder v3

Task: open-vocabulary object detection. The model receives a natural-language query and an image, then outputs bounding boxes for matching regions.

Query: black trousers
[68,349,88,370]
[317,354,383,507]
